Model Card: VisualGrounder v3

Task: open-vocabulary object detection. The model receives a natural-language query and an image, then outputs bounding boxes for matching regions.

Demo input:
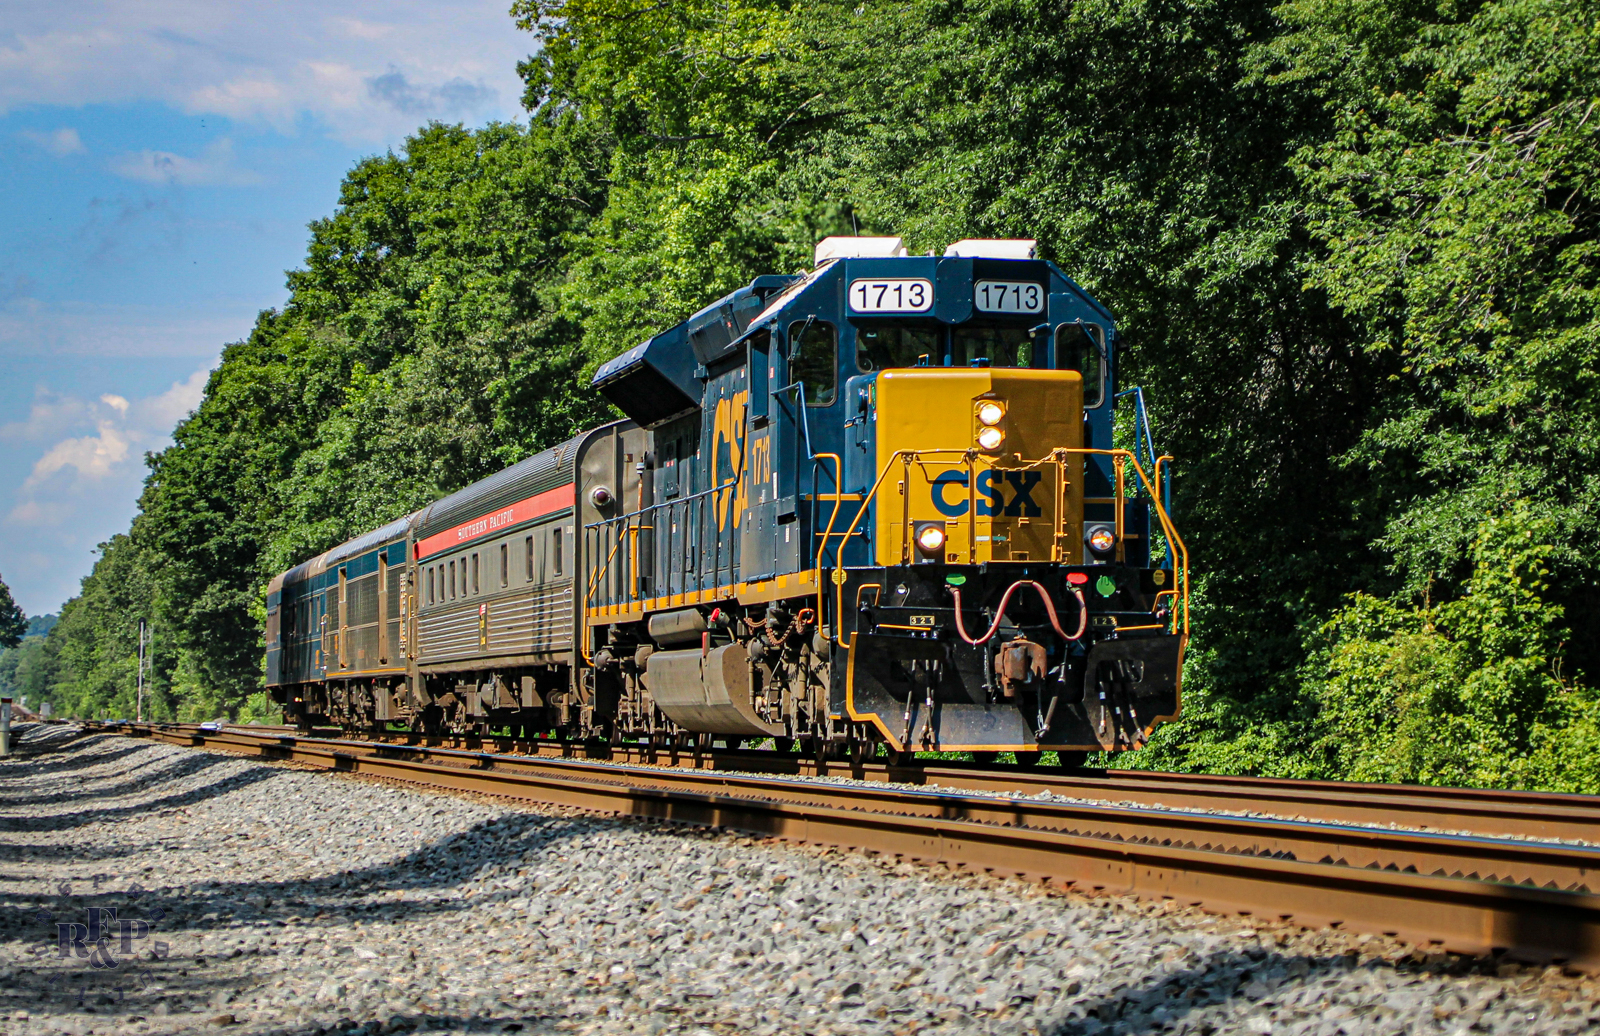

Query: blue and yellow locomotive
[265,237,1187,762]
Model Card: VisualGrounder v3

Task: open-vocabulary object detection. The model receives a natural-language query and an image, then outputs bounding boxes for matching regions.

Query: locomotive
[264,237,1188,762]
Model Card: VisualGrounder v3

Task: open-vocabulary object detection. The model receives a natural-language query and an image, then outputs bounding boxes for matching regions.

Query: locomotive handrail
[819,446,1189,641]
[810,452,843,632]
[581,435,1187,648]
[1115,386,1159,480]
[582,476,738,613]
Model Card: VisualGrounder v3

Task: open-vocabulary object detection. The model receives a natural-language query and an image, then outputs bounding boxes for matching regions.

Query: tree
[0,573,25,650]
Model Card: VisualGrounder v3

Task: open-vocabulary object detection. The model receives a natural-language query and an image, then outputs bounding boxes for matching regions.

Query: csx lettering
[928,469,1045,518]
[710,390,750,532]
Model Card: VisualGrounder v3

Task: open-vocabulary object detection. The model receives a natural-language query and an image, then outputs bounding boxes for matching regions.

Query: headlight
[976,426,1005,451]
[976,401,1005,426]
[1086,525,1116,554]
[916,524,946,553]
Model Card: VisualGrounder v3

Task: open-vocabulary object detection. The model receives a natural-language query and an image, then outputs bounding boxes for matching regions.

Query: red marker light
[1067,572,1089,585]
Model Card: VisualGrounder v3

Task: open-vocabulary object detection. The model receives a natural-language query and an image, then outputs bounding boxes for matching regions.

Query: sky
[0,1,533,617]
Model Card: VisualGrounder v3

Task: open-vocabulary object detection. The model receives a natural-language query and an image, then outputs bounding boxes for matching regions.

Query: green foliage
[0,573,25,649]
[0,615,62,708]
[58,119,616,719]
[237,691,285,726]
[40,0,1600,789]
[1302,506,1600,792]
[44,534,168,721]
[1264,0,1600,668]
[0,636,55,704]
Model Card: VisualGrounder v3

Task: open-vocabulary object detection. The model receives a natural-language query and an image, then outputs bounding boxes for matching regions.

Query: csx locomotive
[265,237,1188,761]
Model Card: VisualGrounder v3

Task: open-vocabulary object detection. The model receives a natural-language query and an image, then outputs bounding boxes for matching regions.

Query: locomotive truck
[265,236,1188,762]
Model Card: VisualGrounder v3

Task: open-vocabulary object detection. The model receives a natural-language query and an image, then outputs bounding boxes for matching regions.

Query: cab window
[1055,323,1106,407]
[789,320,837,406]
[951,324,1036,368]
[857,325,941,371]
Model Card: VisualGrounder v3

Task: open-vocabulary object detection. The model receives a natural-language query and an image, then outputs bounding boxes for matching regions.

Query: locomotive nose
[872,367,1086,566]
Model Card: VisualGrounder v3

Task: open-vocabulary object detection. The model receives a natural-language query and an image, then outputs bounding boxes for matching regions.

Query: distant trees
[0,591,56,707]
[0,573,25,650]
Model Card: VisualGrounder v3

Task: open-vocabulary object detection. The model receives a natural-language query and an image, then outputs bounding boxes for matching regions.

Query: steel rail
[104,722,1600,971]
[173,723,1600,843]
[187,728,1600,891]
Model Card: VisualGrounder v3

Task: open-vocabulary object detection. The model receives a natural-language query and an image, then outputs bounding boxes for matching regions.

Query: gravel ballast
[3,726,1600,1036]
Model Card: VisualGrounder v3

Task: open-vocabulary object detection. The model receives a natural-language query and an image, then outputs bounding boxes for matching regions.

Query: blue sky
[0,1,533,617]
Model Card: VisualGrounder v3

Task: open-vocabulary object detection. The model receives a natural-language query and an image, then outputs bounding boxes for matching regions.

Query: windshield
[857,325,941,371]
[856,323,1042,370]
[951,325,1036,368]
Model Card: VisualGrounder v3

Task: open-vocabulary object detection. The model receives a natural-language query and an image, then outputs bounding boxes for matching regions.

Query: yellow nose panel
[874,368,1084,566]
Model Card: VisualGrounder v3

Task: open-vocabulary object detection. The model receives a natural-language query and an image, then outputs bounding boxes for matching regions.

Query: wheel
[773,737,795,753]
[972,751,999,765]
[1057,750,1090,769]
[1014,750,1043,768]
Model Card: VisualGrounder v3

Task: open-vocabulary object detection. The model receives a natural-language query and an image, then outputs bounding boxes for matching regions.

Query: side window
[554,526,564,576]
[471,554,479,594]
[748,329,770,420]
[789,320,837,407]
[661,440,679,497]
[426,567,435,605]
[499,543,508,587]
[525,535,534,581]
[1055,323,1106,408]
[449,560,456,599]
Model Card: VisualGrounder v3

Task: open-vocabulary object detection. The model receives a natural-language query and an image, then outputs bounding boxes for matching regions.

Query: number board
[974,280,1044,314]
[849,278,933,314]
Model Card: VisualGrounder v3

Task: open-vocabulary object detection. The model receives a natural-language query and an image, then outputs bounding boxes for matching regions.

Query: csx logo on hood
[928,469,1044,518]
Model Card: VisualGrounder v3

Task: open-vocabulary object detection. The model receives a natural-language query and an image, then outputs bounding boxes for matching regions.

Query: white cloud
[0,393,98,444]
[0,1,530,143]
[6,365,211,516]
[18,126,84,155]
[109,137,263,187]
[22,420,130,488]
[133,368,208,430]
[0,368,211,613]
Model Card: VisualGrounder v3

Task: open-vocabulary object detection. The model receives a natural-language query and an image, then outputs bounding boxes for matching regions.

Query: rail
[99,722,1600,973]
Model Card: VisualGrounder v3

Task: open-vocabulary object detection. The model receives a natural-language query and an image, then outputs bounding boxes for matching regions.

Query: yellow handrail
[584,443,1189,649]
[817,445,1189,640]
[811,453,842,630]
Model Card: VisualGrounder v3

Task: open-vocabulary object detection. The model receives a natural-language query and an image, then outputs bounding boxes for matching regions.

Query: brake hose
[949,580,1087,646]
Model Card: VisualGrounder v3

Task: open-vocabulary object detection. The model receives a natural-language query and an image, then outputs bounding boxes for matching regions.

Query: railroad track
[170,722,1600,842]
[94,722,1600,971]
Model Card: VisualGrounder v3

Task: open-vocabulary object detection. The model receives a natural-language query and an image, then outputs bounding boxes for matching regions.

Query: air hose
[948,580,1087,646]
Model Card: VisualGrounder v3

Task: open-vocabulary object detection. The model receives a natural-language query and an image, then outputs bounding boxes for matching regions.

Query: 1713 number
[974,280,1043,314]
[849,278,933,313]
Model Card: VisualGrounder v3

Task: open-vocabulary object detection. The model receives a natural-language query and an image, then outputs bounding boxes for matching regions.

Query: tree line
[21,0,1600,789]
